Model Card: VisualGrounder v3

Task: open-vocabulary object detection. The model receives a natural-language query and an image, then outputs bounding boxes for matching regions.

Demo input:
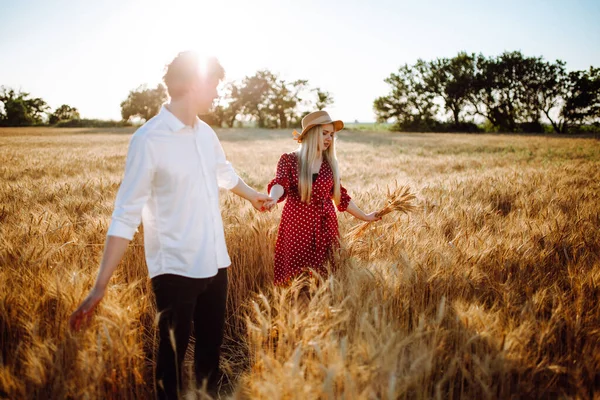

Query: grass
[1,127,599,399]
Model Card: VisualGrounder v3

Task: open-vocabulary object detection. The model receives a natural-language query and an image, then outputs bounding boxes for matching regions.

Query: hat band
[303,115,333,128]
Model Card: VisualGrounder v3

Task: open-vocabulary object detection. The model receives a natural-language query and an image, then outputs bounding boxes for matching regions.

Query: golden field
[0,127,599,399]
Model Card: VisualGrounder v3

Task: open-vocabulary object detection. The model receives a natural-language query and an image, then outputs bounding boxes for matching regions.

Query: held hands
[69,286,105,331]
[263,196,277,211]
[251,192,277,212]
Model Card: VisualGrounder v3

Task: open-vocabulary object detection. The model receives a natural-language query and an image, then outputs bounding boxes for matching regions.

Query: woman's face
[321,123,335,151]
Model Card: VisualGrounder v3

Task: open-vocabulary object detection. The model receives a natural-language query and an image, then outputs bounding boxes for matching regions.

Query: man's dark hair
[163,51,225,99]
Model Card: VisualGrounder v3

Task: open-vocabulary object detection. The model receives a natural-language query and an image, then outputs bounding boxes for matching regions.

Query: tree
[221,82,244,128]
[472,54,599,133]
[49,104,80,125]
[374,51,599,133]
[198,104,224,127]
[424,53,475,126]
[514,55,556,132]
[468,53,518,131]
[468,51,547,132]
[235,70,311,129]
[238,70,276,128]
[373,64,438,131]
[559,67,600,132]
[314,88,334,111]
[529,60,567,133]
[218,70,330,129]
[120,84,167,122]
[268,78,308,129]
[0,87,49,126]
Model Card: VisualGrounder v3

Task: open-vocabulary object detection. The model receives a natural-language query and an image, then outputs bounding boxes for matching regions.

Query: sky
[1,0,599,123]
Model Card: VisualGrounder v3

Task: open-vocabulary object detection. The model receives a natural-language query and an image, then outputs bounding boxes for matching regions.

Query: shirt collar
[159,105,193,133]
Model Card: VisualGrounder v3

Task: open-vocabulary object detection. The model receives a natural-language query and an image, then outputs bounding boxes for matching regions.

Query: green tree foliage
[49,104,80,125]
[560,67,600,132]
[222,82,244,128]
[0,87,49,126]
[314,89,334,111]
[229,70,315,128]
[423,52,475,126]
[530,59,567,133]
[238,70,275,128]
[120,84,167,122]
[375,51,599,133]
[268,78,309,129]
[373,64,438,131]
[469,51,544,132]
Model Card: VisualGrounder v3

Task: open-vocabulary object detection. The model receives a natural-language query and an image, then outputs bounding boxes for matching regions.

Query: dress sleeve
[336,183,352,212]
[267,153,292,203]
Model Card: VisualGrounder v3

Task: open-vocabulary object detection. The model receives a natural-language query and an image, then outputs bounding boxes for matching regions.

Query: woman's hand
[363,212,382,222]
[346,201,381,222]
[263,196,278,211]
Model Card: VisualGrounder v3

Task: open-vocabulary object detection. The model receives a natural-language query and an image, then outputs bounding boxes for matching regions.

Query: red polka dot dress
[268,152,352,286]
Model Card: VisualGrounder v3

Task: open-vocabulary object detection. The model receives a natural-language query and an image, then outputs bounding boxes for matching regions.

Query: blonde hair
[296,125,341,204]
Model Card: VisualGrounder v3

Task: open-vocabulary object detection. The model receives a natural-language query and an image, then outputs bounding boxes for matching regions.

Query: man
[69,51,273,399]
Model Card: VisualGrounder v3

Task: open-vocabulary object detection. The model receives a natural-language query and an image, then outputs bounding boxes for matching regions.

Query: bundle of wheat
[347,184,417,239]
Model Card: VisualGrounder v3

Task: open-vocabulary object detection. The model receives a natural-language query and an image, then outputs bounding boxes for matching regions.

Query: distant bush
[445,122,482,133]
[519,122,545,134]
[54,119,132,128]
[391,120,482,133]
[573,123,600,134]
[344,123,394,132]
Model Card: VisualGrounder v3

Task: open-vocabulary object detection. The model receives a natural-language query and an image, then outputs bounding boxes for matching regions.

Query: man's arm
[211,128,273,210]
[69,236,129,331]
[230,178,273,211]
[70,134,154,331]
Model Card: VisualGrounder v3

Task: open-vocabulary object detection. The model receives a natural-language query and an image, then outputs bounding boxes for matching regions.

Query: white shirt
[107,106,240,279]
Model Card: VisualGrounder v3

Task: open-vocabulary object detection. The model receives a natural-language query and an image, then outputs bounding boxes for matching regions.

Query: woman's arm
[266,154,292,209]
[345,200,381,222]
[269,184,285,203]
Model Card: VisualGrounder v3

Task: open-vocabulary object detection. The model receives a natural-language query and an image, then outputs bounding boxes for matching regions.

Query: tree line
[0,88,77,126]
[0,87,128,128]
[0,69,332,129]
[2,50,598,133]
[120,69,333,129]
[374,51,600,133]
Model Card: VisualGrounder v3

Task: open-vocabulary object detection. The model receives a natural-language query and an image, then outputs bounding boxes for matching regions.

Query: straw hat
[292,111,344,143]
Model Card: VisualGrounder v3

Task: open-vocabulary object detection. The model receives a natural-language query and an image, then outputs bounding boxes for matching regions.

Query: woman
[267,110,380,286]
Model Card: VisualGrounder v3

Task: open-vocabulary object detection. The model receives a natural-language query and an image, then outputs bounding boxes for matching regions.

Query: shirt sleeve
[211,129,240,190]
[336,183,352,212]
[267,153,292,203]
[106,134,155,240]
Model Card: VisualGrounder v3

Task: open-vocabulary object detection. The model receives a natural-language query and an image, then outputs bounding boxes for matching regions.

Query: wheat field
[1,127,599,399]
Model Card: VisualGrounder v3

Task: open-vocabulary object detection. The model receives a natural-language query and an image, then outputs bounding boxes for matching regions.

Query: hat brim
[296,120,344,141]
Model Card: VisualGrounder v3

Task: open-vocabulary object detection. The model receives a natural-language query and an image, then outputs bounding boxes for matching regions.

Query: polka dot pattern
[267,152,351,286]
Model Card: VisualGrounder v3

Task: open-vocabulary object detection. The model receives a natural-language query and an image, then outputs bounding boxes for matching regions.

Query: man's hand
[250,192,273,212]
[69,286,105,332]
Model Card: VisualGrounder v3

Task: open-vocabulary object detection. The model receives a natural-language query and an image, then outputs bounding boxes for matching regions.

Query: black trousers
[151,268,228,400]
